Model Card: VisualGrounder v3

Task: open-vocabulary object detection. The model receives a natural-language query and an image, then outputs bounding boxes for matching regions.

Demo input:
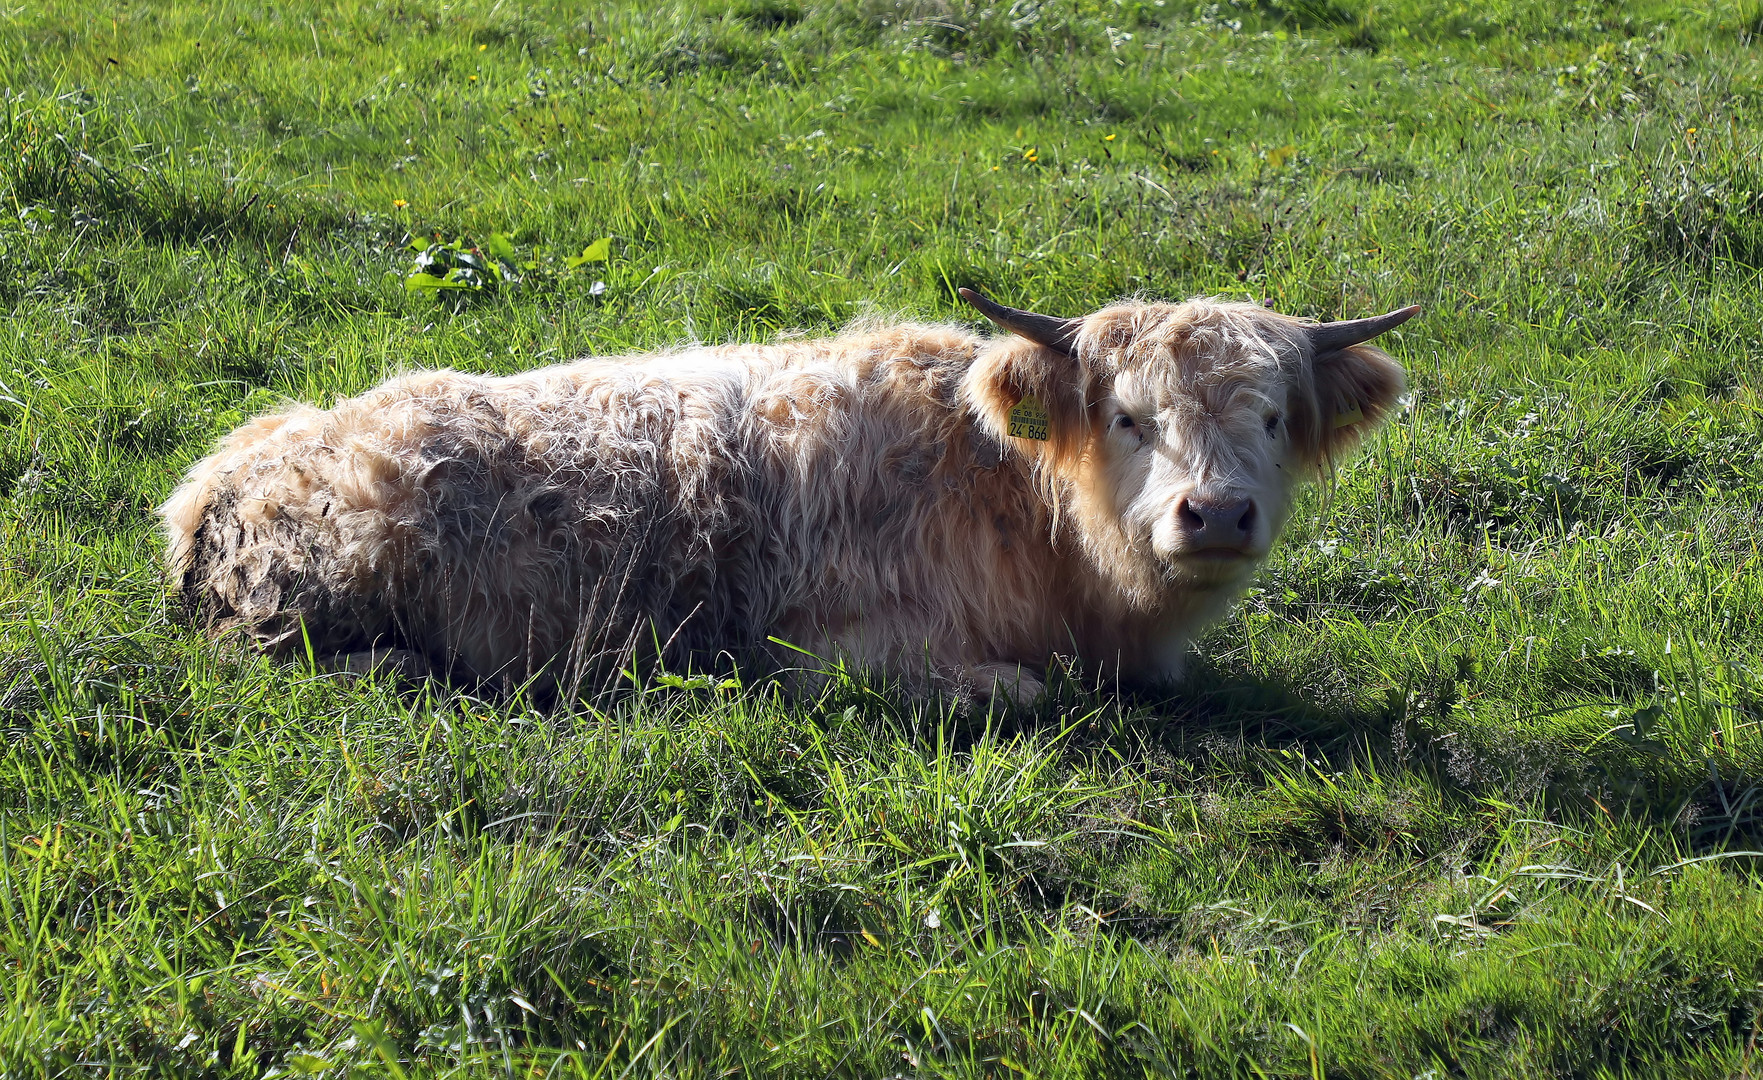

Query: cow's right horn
[959,287,1083,355]
[1305,305,1421,354]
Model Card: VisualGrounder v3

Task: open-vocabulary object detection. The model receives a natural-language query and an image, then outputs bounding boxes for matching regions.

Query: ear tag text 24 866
[1008,395,1050,441]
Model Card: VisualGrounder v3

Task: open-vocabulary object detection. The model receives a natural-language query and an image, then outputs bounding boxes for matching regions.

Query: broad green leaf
[405,272,468,291]
[487,232,518,263]
[567,237,612,267]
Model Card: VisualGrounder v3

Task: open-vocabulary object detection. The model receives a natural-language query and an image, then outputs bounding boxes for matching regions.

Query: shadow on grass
[1092,657,1763,857]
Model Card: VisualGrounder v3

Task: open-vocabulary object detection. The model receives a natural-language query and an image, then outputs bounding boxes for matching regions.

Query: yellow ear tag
[1008,395,1050,441]
[1333,401,1365,429]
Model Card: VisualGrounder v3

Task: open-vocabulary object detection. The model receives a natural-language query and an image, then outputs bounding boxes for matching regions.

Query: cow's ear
[1308,343,1406,463]
[964,337,1094,469]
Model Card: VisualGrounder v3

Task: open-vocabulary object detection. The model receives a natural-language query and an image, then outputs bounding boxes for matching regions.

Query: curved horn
[1307,305,1421,354]
[958,287,1083,355]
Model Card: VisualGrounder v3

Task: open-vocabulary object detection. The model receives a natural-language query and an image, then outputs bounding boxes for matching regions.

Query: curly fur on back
[161,299,1407,699]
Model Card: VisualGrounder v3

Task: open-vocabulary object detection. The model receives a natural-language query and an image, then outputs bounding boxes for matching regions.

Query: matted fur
[160,299,1407,700]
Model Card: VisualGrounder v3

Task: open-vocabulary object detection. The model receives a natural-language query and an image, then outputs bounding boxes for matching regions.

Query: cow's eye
[1264,412,1282,436]
[1112,413,1145,445]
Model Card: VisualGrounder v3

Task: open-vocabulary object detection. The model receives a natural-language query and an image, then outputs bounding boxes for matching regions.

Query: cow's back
[162,324,1066,689]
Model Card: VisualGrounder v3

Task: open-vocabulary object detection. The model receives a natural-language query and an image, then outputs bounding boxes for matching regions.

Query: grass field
[4,0,1763,1075]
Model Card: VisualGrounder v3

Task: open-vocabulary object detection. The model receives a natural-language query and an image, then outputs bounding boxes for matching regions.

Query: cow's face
[963,294,1411,608]
[1096,312,1306,579]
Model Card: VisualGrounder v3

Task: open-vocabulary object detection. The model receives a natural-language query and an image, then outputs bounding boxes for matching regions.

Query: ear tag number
[1333,400,1365,429]
[1008,395,1050,441]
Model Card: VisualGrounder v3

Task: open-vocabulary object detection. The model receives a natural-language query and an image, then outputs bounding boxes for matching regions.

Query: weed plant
[2,1,1763,1076]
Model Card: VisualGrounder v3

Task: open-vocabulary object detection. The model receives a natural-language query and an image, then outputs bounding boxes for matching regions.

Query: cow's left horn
[959,287,1084,355]
[1306,305,1421,354]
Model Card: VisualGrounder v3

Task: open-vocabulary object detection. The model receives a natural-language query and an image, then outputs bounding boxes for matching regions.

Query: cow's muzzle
[1170,494,1258,558]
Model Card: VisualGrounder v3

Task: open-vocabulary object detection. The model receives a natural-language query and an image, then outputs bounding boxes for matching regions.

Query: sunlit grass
[2,0,1762,1075]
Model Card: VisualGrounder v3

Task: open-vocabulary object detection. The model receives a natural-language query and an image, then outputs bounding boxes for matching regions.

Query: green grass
[4,0,1763,1075]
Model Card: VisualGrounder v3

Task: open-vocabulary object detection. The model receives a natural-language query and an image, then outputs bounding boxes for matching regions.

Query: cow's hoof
[327,648,432,682]
[970,663,1046,708]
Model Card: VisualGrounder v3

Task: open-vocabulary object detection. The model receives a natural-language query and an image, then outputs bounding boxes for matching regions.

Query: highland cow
[160,290,1416,701]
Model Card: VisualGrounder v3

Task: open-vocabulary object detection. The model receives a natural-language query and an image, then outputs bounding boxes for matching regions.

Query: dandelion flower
[1104,133,1116,142]
[478,43,487,51]
[469,74,478,82]
[393,199,408,209]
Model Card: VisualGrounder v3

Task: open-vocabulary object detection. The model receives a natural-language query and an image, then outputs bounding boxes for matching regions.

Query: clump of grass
[0,97,342,247]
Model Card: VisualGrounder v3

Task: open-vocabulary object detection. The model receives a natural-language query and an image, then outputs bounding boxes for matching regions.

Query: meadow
[3,0,1763,1075]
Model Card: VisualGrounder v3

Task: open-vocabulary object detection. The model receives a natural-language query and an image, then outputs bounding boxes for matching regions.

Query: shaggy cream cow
[160,290,1415,701]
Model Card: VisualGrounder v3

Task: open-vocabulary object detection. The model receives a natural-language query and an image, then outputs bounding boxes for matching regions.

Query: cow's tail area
[159,435,244,595]
[158,408,385,656]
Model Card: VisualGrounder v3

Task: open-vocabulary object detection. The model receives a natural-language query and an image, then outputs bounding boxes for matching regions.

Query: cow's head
[960,288,1414,609]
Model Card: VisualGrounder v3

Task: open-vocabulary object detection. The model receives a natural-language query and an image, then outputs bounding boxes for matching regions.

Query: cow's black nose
[1175,495,1257,550]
